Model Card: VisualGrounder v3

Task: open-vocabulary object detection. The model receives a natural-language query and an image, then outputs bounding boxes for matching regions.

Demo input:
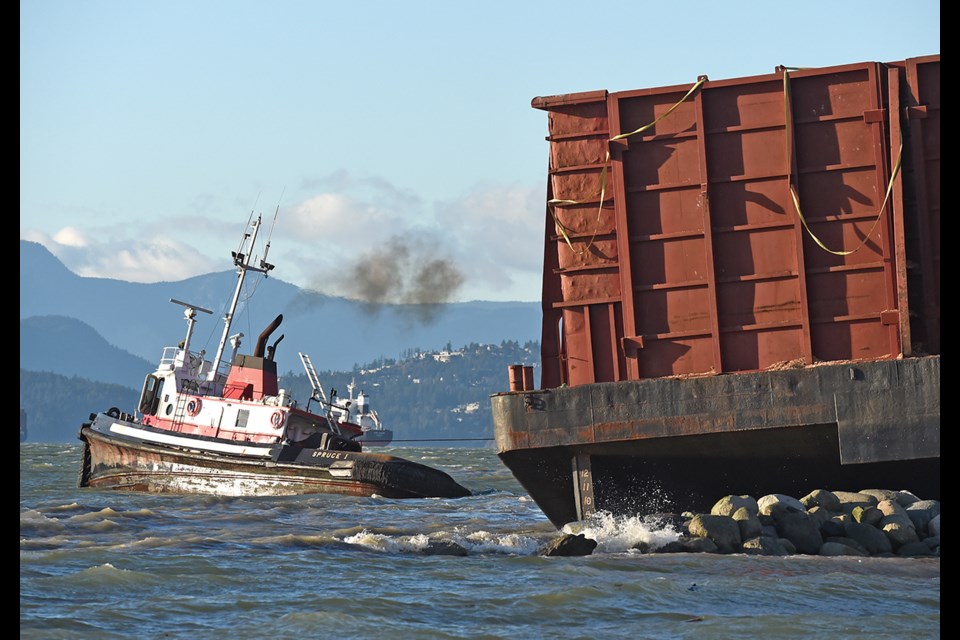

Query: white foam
[67,507,121,523]
[342,530,430,553]
[85,519,122,532]
[47,502,83,512]
[20,509,65,534]
[21,509,60,523]
[562,511,680,553]
[459,530,540,555]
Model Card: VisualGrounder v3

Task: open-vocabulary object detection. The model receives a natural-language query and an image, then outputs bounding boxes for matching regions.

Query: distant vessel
[329,381,394,447]
[20,408,27,443]
[78,213,468,499]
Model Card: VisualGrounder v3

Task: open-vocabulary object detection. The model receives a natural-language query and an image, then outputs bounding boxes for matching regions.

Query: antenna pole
[207,215,274,381]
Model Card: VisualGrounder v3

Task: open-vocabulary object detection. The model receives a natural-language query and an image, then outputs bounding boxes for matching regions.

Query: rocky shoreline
[541,489,940,557]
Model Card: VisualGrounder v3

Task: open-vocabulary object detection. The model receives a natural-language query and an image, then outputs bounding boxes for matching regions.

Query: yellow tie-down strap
[549,77,707,255]
[782,67,903,256]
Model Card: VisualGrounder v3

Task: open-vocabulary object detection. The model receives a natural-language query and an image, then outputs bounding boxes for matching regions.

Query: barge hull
[493,357,939,528]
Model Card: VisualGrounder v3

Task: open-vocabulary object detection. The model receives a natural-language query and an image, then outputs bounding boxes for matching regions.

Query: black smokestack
[254,314,283,358]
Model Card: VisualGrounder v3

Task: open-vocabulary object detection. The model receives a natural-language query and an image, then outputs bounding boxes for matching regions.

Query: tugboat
[77,214,469,499]
[328,381,394,447]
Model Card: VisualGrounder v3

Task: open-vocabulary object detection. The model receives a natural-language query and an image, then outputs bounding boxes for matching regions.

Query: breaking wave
[563,511,681,553]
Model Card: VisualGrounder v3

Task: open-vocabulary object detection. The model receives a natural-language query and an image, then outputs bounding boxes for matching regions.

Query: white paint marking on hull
[109,423,274,458]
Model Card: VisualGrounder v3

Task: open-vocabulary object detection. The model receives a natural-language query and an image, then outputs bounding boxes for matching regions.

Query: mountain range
[20,240,540,377]
[20,315,154,388]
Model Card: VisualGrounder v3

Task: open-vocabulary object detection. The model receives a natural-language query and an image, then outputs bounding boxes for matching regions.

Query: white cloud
[285,172,423,246]
[20,174,547,301]
[277,175,545,301]
[52,226,90,247]
[23,227,218,283]
[435,183,545,297]
[287,193,385,240]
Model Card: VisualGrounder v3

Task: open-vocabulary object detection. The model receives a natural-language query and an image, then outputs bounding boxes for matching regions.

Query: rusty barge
[492,57,940,528]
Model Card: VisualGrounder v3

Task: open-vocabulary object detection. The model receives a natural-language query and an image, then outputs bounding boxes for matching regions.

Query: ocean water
[21,443,939,639]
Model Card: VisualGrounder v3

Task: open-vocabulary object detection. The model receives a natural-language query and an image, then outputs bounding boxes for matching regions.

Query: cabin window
[236,410,249,429]
[165,404,173,416]
[139,375,164,416]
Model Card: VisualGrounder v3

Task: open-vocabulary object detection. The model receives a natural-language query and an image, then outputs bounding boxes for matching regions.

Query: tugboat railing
[158,347,230,398]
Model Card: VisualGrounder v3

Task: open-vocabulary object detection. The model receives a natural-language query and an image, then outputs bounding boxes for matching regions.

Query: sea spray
[562,511,681,553]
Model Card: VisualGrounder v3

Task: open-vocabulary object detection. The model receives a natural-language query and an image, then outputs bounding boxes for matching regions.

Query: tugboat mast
[207,215,274,381]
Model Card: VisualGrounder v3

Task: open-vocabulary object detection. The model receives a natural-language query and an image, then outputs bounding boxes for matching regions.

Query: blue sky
[20,0,940,301]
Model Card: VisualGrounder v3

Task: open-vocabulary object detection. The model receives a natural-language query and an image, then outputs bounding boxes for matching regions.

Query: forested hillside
[20,370,140,443]
[20,341,541,444]
[280,340,540,443]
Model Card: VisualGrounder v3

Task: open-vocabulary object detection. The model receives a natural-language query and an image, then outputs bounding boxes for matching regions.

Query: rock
[758,494,806,520]
[801,489,841,512]
[776,512,823,555]
[895,490,922,507]
[877,499,911,521]
[732,507,763,541]
[711,495,759,517]
[906,499,940,513]
[824,536,869,555]
[422,539,469,556]
[539,533,597,557]
[833,491,878,514]
[650,536,722,554]
[807,506,832,528]
[820,518,846,539]
[881,516,919,547]
[820,541,867,557]
[742,536,788,556]
[923,536,940,551]
[682,536,720,554]
[761,525,779,539]
[844,521,892,555]
[688,515,741,553]
[778,538,797,555]
[897,541,934,557]
[859,489,900,503]
[852,506,883,526]
[929,514,940,537]
[655,540,687,554]
[905,501,940,534]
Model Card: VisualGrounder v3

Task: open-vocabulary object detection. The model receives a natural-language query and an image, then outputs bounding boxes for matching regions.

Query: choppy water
[22,443,939,639]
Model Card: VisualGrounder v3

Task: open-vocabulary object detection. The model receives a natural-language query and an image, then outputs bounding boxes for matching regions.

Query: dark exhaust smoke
[345,235,465,324]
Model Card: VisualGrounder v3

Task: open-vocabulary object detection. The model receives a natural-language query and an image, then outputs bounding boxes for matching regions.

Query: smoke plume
[344,235,465,324]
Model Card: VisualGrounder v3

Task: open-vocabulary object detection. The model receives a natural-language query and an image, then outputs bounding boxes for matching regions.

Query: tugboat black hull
[79,419,469,499]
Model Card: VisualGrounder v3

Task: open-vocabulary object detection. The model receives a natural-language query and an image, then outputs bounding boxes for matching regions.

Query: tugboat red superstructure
[78,214,469,499]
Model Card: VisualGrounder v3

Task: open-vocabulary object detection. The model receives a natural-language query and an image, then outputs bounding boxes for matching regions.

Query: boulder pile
[544,489,940,557]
